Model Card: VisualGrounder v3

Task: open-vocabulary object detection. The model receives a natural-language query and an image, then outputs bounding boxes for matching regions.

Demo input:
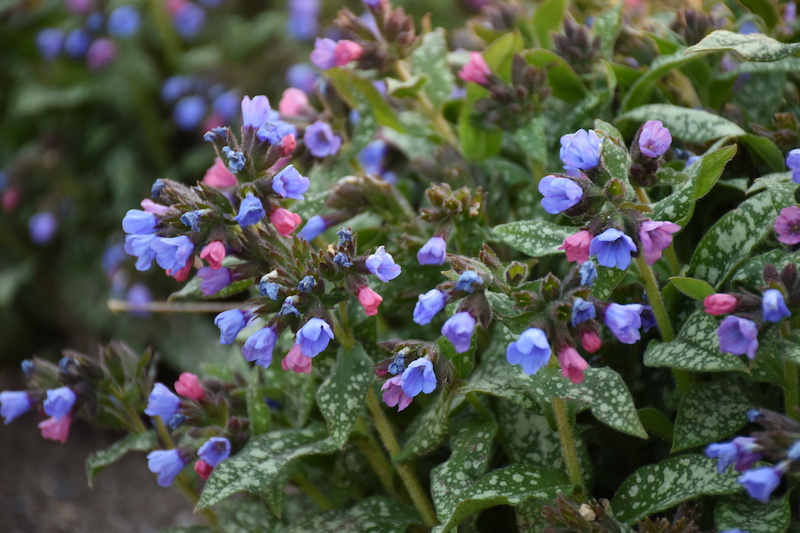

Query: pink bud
[174,373,205,401]
[558,347,588,384]
[333,40,364,66]
[279,88,310,117]
[194,460,213,481]
[200,241,226,270]
[580,330,602,354]
[203,158,238,189]
[558,230,592,264]
[458,52,491,85]
[141,198,170,215]
[165,0,186,15]
[357,286,383,316]
[167,258,193,282]
[2,187,21,212]
[39,414,72,443]
[270,208,302,237]
[280,134,297,157]
[201,112,225,132]
[281,344,313,374]
[704,293,738,316]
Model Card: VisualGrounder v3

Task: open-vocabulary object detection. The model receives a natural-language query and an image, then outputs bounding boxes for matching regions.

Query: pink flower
[2,187,21,212]
[279,88,311,117]
[200,241,226,270]
[281,344,313,374]
[140,198,169,215]
[166,258,193,282]
[357,287,383,316]
[381,375,413,411]
[639,220,680,265]
[458,52,491,85]
[334,40,363,66]
[174,373,205,401]
[558,230,592,264]
[775,206,800,245]
[194,460,213,481]
[580,331,602,354]
[270,208,302,237]
[280,134,297,157]
[704,293,738,316]
[203,158,238,188]
[558,347,588,384]
[39,414,72,443]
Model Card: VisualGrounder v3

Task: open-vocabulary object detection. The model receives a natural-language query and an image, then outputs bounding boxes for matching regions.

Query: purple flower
[638,120,672,158]
[287,0,319,41]
[63,29,91,58]
[297,215,329,241]
[86,38,117,70]
[762,289,791,323]
[363,0,381,6]
[43,387,77,420]
[559,129,601,172]
[147,449,188,487]
[213,90,239,122]
[198,266,232,295]
[241,95,271,130]
[126,283,152,317]
[144,383,181,418]
[0,391,33,424]
[775,206,800,245]
[173,95,207,131]
[28,212,58,245]
[401,358,437,397]
[37,29,64,59]
[310,38,337,69]
[366,246,401,282]
[107,5,141,38]
[162,76,193,103]
[718,316,759,359]
[417,236,447,265]
[605,303,644,344]
[705,437,762,474]
[242,327,278,368]
[455,271,483,293]
[286,63,317,93]
[441,312,476,353]
[506,327,551,375]
[382,375,413,411]
[272,165,310,200]
[124,233,158,271]
[413,289,448,325]
[214,309,249,344]
[235,194,266,228]
[538,176,583,214]
[639,220,680,265]
[122,209,157,235]
[359,140,389,177]
[738,466,782,503]
[571,297,596,327]
[304,121,342,158]
[296,318,335,357]
[257,120,297,145]
[198,437,231,467]
[786,148,800,184]
[173,3,205,40]
[589,228,637,270]
[151,236,194,272]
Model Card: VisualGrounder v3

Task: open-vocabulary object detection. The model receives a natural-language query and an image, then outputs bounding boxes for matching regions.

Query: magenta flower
[381,375,413,411]
[775,206,800,245]
[559,230,592,264]
[704,293,737,316]
[558,346,588,384]
[458,52,491,85]
[638,120,672,158]
[638,220,680,265]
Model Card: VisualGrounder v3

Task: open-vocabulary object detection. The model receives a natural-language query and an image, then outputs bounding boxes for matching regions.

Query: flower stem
[465,392,492,421]
[366,388,439,527]
[353,422,399,498]
[108,299,247,314]
[552,396,583,492]
[292,472,334,510]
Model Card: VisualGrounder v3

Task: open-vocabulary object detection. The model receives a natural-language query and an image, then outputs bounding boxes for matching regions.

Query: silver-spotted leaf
[617,105,745,142]
[685,30,800,62]
[280,496,418,533]
[493,220,574,258]
[671,380,751,452]
[86,431,158,488]
[715,493,790,533]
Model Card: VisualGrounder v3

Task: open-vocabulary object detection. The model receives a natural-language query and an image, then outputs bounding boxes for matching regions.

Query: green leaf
[637,408,674,442]
[326,68,406,132]
[592,265,628,300]
[684,30,800,62]
[159,527,213,533]
[525,49,588,103]
[741,0,780,30]
[432,464,571,533]
[492,220,574,258]
[395,385,456,462]
[532,0,566,49]
[671,380,751,452]
[644,311,749,372]
[596,129,632,185]
[732,249,800,290]
[617,105,745,142]
[593,2,623,59]
[717,57,800,79]
[715,493,790,533]
[461,373,545,414]
[246,367,270,436]
[196,424,337,509]
[483,31,524,81]
[668,277,715,300]
[86,431,158,488]
[460,83,502,162]
[612,455,741,524]
[620,51,701,112]
[214,496,277,532]
[688,144,738,199]
[733,72,787,123]
[411,29,454,109]
[513,115,548,166]
[740,134,786,172]
[316,344,374,447]
[438,334,476,380]
[281,496,418,533]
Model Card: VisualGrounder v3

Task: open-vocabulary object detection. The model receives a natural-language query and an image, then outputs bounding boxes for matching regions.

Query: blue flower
[538,176,583,214]
[147,449,188,487]
[278,297,300,317]
[198,437,232,468]
[298,275,316,292]
[401,359,437,397]
[417,236,447,266]
[29,212,58,245]
[203,126,228,143]
[455,271,483,293]
[366,246,401,282]
[441,312,476,353]
[43,387,77,420]
[762,289,791,323]
[387,353,406,375]
[705,437,762,473]
[214,309,249,344]
[296,318,335,357]
[222,146,246,173]
[604,303,644,344]
[297,215,328,241]
[198,266,232,295]
[213,91,239,122]
[63,29,91,58]
[304,121,342,158]
[571,297,596,327]
[287,0,320,41]
[123,210,158,235]
[589,228,637,270]
[259,280,281,300]
[107,5,140,38]
[161,76,193,103]
[124,233,158,271]
[286,63,317,93]
[580,260,598,286]
[334,252,353,268]
[257,120,297,145]
[506,327,551,375]
[787,440,800,461]
[235,194,266,228]
[144,383,180,418]
[738,466,782,503]
[173,3,206,39]
[151,236,195,272]
[718,316,759,359]
[310,38,337,70]
[180,211,202,232]
[413,289,448,325]
[787,148,800,184]
[37,29,64,59]
[559,129,601,172]
[168,414,186,430]
[173,95,207,131]
[0,391,32,424]
[272,165,310,200]
[359,140,389,176]
[242,327,278,368]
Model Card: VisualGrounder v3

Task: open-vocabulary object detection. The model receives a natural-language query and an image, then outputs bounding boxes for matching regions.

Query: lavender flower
[412,289,448,325]
[235,194,266,228]
[310,38,337,69]
[638,120,672,158]
[580,260,598,286]
[0,391,33,424]
[559,129,601,172]
[738,466,782,503]
[28,212,58,245]
[297,215,328,241]
[538,176,583,214]
[242,327,278,368]
[366,246,401,282]
[43,387,76,420]
[762,289,791,323]
[417,236,447,266]
[122,210,157,234]
[272,165,310,200]
[144,383,180,418]
[173,3,205,40]
[107,5,141,38]
[37,29,64,59]
[787,148,800,184]
[147,449,188,487]
[287,0,319,41]
[198,266,232,295]
[705,437,762,474]
[63,29,90,58]
[173,95,207,130]
[506,327,551,375]
[639,220,680,265]
[241,95,272,130]
[604,303,644,344]
[124,233,158,271]
[571,297,596,326]
[304,121,342,158]
[400,359,437,397]
[151,236,194,272]
[717,316,759,359]
[86,38,117,70]
[589,228,637,270]
[198,437,231,468]
[441,312,476,353]
[296,318,334,357]
[775,206,800,245]
[214,309,250,344]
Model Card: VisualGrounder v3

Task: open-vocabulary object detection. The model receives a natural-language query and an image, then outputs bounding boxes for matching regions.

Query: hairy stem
[552,396,583,492]
[292,472,334,510]
[108,299,246,314]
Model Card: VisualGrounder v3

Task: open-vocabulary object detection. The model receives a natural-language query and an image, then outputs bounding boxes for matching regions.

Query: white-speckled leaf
[281,496,418,533]
[715,493,790,533]
[685,30,800,62]
[460,373,546,414]
[247,367,270,436]
[438,335,476,380]
[597,132,632,184]
[593,1,622,58]
[731,249,800,290]
[718,57,800,79]
[411,30,454,109]
[196,424,337,509]
[644,311,748,372]
[214,496,277,533]
[493,220,574,258]
[612,454,741,524]
[316,344,374,447]
[513,115,548,166]
[86,431,158,488]
[671,380,750,452]
[652,181,694,225]
[591,265,629,300]
[395,385,456,462]
[432,464,571,532]
[617,105,745,142]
